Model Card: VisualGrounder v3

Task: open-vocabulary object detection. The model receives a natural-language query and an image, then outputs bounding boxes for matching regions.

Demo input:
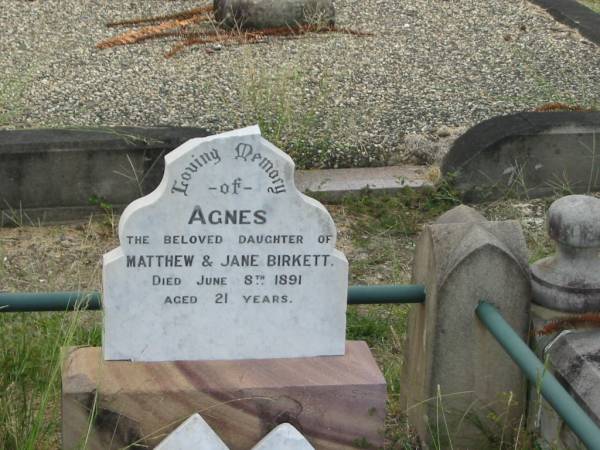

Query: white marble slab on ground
[251,424,315,450]
[102,125,348,361]
[155,414,229,450]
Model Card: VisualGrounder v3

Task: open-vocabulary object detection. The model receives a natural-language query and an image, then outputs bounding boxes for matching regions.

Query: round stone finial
[531,195,600,313]
[548,195,600,248]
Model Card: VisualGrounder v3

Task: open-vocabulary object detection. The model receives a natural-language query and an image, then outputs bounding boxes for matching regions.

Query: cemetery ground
[0,185,561,450]
[1,0,600,168]
[1,0,599,448]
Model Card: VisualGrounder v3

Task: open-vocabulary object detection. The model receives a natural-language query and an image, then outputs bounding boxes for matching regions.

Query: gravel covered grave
[1,0,599,168]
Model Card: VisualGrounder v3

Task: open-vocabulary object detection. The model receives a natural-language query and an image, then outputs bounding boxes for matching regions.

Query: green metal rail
[0,284,426,312]
[0,291,102,312]
[347,284,425,305]
[476,301,600,450]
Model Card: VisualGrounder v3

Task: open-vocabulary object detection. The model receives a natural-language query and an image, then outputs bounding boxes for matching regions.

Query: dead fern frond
[537,313,600,336]
[534,102,591,112]
[164,23,374,57]
[97,15,209,49]
[98,6,373,57]
[106,5,213,28]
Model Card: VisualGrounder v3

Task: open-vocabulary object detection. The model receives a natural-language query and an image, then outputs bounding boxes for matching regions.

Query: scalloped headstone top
[102,126,348,362]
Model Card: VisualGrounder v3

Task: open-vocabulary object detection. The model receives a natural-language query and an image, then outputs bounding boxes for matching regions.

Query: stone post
[402,205,531,449]
[529,195,600,449]
[531,195,600,313]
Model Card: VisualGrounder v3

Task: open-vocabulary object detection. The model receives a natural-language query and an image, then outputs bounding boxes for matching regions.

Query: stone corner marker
[102,125,348,362]
[155,415,315,450]
[155,414,229,450]
[402,204,531,449]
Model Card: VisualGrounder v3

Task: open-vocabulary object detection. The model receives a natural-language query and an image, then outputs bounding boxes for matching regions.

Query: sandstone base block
[62,341,386,450]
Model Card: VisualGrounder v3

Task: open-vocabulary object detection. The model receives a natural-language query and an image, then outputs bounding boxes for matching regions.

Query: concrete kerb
[4,111,600,225]
[528,0,600,46]
[0,127,433,225]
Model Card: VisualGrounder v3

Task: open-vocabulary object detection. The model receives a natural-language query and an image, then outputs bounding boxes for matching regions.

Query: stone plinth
[62,341,386,450]
[530,329,600,449]
[402,205,531,449]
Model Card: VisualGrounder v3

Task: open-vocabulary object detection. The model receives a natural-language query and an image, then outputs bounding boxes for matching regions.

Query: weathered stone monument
[62,126,386,449]
[402,205,531,448]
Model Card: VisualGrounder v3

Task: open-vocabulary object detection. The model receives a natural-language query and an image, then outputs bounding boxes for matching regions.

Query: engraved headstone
[102,126,348,361]
[155,414,229,450]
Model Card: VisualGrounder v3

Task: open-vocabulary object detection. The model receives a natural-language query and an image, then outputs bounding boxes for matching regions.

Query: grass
[0,311,101,450]
[578,0,600,13]
[238,54,389,169]
[0,220,112,449]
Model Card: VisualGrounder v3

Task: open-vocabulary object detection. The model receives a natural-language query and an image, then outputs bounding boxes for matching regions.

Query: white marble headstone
[103,126,348,361]
[251,424,315,450]
[155,414,229,450]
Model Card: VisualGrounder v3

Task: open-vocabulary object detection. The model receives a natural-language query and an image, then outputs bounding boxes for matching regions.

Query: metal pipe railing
[347,284,425,305]
[0,292,102,312]
[0,284,426,312]
[3,289,599,448]
[476,301,600,450]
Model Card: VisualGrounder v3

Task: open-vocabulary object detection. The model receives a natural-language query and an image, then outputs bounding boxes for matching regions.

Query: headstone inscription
[102,126,348,361]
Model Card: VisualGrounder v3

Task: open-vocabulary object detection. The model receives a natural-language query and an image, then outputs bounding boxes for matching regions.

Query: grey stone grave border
[442,111,600,202]
[0,127,432,225]
[528,0,600,45]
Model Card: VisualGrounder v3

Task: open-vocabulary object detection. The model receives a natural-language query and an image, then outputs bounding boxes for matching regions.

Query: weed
[88,195,117,236]
[578,0,600,13]
[0,310,101,449]
[238,57,386,169]
[0,201,38,228]
[238,61,340,168]
[341,184,460,243]
[545,171,575,198]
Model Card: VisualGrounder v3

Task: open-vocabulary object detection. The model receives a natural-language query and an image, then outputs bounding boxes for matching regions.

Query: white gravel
[1,0,599,168]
